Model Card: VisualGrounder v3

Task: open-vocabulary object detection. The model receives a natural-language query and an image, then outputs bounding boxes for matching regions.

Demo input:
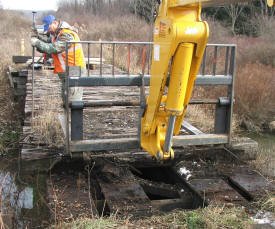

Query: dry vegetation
[0,10,31,68]
[0,9,31,153]
[0,9,30,123]
[31,95,64,148]
[235,63,274,126]
[54,10,151,42]
[56,206,252,229]
[207,17,275,130]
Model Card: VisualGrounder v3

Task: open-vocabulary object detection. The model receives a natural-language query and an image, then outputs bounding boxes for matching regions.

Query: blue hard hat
[42,15,56,32]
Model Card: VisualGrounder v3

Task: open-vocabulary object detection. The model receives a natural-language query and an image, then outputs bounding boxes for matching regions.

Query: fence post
[68,66,84,141]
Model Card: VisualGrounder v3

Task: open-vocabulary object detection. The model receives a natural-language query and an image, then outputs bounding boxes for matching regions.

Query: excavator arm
[140,0,274,160]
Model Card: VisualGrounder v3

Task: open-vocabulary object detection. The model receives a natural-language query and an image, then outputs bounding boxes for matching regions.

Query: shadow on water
[0,153,58,228]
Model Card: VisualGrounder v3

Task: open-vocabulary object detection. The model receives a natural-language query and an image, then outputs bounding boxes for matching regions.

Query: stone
[229,137,259,160]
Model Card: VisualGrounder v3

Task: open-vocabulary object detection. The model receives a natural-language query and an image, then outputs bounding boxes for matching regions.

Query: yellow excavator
[140,0,274,160]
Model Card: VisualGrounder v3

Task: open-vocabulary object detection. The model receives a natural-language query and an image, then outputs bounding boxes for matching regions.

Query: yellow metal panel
[166,43,194,115]
[140,3,209,160]
[169,0,253,7]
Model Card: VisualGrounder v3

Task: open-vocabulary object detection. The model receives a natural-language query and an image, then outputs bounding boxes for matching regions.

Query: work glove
[31,37,39,47]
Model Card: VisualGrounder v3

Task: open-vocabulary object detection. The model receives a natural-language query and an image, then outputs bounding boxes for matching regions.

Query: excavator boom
[140,0,273,160]
[170,0,274,7]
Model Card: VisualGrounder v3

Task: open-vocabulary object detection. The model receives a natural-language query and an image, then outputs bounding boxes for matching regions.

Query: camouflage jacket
[35,21,78,55]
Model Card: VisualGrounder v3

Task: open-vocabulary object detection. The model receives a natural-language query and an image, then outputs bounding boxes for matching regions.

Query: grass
[185,105,214,133]
[249,133,275,177]
[0,72,21,154]
[0,9,31,68]
[0,9,30,154]
[0,77,15,126]
[256,194,275,213]
[55,216,120,229]
[55,206,252,229]
[0,127,20,154]
[31,96,64,148]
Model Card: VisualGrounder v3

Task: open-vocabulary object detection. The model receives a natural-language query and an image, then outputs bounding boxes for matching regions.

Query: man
[31,15,86,101]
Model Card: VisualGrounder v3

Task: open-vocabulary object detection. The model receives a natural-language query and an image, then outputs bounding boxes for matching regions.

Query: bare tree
[223,3,246,35]
[129,0,159,22]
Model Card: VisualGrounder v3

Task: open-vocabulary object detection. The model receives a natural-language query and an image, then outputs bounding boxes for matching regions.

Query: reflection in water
[0,172,33,228]
[248,133,275,177]
[0,158,51,228]
[0,172,33,209]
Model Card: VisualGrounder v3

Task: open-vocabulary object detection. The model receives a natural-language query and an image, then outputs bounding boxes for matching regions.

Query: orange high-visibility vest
[52,28,85,74]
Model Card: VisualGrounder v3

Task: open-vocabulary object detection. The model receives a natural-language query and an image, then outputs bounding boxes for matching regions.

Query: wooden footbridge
[8,42,274,218]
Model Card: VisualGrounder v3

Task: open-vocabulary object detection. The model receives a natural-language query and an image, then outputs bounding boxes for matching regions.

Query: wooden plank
[70,134,228,153]
[85,57,105,64]
[21,148,63,160]
[70,138,139,152]
[182,121,204,135]
[173,134,228,146]
[189,178,246,205]
[12,56,32,64]
[20,65,64,160]
[96,161,152,217]
[218,166,275,200]
[175,161,248,206]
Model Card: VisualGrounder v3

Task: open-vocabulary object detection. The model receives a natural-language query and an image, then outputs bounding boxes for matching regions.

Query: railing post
[112,43,115,76]
[68,66,84,141]
[71,101,84,140]
[227,46,236,143]
[127,44,131,75]
[214,97,230,134]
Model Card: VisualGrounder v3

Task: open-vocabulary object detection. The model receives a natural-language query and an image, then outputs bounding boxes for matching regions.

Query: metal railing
[64,41,236,155]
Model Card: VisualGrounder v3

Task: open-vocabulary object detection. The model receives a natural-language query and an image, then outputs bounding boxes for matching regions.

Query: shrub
[56,13,151,42]
[234,62,275,126]
[0,10,31,126]
[205,17,232,43]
